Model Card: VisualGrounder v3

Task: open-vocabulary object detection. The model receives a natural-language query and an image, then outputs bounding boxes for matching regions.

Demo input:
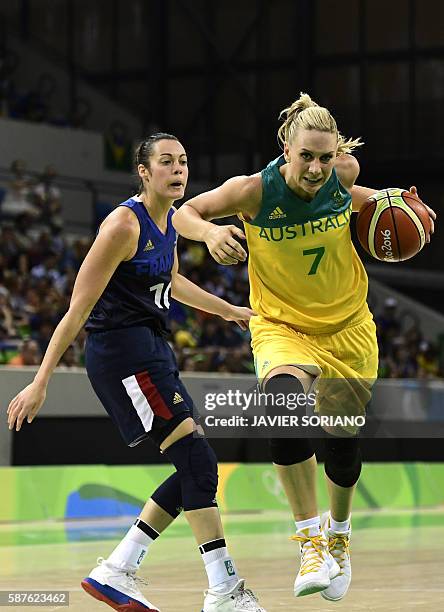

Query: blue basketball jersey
[86,197,176,335]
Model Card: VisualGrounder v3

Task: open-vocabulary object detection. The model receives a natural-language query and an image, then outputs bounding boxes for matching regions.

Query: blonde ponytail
[277,92,363,155]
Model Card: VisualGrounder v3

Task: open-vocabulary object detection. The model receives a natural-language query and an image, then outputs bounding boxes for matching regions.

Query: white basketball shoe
[320,512,352,601]
[81,557,160,611]
[202,579,266,611]
[292,528,340,597]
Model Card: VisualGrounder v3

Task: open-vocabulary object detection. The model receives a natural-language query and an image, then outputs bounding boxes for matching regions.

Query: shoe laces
[290,534,328,576]
[96,557,150,588]
[233,583,262,610]
[328,533,350,573]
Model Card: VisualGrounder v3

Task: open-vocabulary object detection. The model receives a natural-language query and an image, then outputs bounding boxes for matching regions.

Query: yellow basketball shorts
[250,314,379,428]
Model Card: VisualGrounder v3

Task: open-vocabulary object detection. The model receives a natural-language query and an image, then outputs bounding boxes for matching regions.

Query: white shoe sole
[321,589,345,602]
[321,573,350,601]
[294,576,330,597]
[293,557,340,598]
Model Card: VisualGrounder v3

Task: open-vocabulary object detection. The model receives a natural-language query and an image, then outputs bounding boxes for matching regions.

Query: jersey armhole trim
[119,202,143,261]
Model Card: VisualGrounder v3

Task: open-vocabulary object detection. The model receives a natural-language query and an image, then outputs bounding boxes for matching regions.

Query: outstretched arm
[349,185,379,212]
[7,209,138,431]
[335,155,436,238]
[172,175,261,265]
[171,249,253,330]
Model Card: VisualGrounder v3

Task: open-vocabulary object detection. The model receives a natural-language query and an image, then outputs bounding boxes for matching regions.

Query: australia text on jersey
[259,204,352,242]
[135,251,174,276]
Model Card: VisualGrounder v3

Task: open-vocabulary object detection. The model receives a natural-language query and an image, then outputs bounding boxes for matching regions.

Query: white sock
[295,515,321,537]
[330,514,351,533]
[199,538,239,593]
[107,518,159,571]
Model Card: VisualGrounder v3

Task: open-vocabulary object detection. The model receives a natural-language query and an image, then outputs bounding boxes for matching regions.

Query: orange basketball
[356,188,431,262]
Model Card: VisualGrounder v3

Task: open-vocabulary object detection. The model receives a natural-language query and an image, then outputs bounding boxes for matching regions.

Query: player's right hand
[205,224,247,265]
[7,382,46,432]
[409,186,436,242]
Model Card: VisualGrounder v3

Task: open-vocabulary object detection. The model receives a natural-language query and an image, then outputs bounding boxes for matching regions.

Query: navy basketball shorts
[85,326,198,447]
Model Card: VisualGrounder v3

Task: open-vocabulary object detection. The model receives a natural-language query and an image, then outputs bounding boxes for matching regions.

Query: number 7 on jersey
[303,247,325,275]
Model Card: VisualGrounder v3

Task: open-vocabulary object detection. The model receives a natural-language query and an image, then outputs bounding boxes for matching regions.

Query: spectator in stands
[0,288,17,338]
[22,288,41,318]
[182,351,213,372]
[417,341,440,378]
[35,320,56,355]
[3,278,30,338]
[173,325,197,351]
[30,251,65,290]
[26,229,61,269]
[0,254,6,284]
[198,318,226,347]
[67,237,93,271]
[13,213,34,253]
[375,297,402,357]
[227,276,250,307]
[32,165,63,232]
[215,344,254,374]
[8,338,41,366]
[180,242,207,268]
[404,321,422,352]
[0,224,23,273]
[377,355,392,378]
[73,327,87,366]
[0,323,10,363]
[218,320,245,348]
[1,160,39,220]
[390,339,418,378]
[60,344,80,368]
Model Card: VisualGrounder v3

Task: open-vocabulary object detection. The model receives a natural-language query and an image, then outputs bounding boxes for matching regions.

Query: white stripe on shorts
[122,374,154,432]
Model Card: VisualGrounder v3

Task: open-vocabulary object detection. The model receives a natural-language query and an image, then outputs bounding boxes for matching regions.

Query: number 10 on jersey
[149,282,171,308]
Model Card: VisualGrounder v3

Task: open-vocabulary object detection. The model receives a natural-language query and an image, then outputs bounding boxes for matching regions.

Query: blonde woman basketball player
[172,94,436,601]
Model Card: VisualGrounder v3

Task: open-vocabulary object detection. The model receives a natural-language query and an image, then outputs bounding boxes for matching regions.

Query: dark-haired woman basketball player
[7,133,266,612]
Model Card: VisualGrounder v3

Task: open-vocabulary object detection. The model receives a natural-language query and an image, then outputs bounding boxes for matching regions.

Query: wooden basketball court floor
[1,508,443,611]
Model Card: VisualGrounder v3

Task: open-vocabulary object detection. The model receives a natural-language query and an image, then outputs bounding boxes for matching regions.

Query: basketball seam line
[387,190,402,260]
[403,194,428,236]
[393,200,425,250]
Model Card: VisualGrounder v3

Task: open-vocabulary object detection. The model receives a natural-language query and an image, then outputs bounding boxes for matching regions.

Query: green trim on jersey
[249,155,352,228]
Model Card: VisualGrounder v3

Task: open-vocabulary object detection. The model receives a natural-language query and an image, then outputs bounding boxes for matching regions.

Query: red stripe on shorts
[135,371,173,420]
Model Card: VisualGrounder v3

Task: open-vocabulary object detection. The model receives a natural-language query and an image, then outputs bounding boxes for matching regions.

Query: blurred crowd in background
[0,159,442,378]
[374,298,441,378]
[0,159,63,231]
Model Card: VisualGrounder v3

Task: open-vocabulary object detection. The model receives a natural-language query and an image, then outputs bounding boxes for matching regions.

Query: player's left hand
[7,381,46,432]
[222,305,256,331]
[409,186,436,242]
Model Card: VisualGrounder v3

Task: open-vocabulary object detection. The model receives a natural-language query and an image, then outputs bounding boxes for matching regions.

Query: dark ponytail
[134,132,179,195]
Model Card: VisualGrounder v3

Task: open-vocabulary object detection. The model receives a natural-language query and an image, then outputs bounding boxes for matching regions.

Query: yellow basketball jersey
[243,156,369,334]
